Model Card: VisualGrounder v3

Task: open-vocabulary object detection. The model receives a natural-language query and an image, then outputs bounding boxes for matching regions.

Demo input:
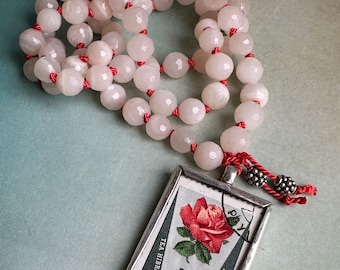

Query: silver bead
[274,175,297,194]
[245,166,267,187]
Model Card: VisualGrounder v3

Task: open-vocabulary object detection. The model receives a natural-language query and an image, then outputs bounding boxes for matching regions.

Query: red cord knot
[83,80,91,89]
[152,3,156,11]
[109,67,118,76]
[203,26,211,31]
[169,129,175,137]
[25,54,33,60]
[76,42,85,49]
[245,53,255,58]
[125,2,133,9]
[112,49,116,57]
[229,28,238,37]
[137,61,146,66]
[50,73,58,83]
[188,58,195,68]
[159,64,164,73]
[222,152,244,175]
[191,143,198,153]
[172,107,179,117]
[79,55,89,63]
[88,8,94,17]
[205,105,211,113]
[236,122,246,129]
[219,80,228,86]
[211,47,221,54]
[146,89,154,97]
[253,100,261,105]
[144,113,151,123]
[57,6,62,14]
[32,23,41,31]
[139,29,148,35]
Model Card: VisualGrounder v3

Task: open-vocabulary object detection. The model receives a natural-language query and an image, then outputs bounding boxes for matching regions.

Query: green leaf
[194,241,212,265]
[176,227,191,238]
[174,241,195,258]
[227,215,240,227]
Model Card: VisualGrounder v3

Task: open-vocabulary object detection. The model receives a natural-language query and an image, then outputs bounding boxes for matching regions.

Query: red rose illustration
[180,197,233,253]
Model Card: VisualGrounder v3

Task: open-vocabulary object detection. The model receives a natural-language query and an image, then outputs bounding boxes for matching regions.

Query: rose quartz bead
[205,53,234,81]
[133,65,160,92]
[19,28,46,56]
[107,0,126,19]
[217,5,244,32]
[122,7,149,33]
[100,84,126,110]
[72,48,87,56]
[87,18,111,34]
[122,97,151,126]
[201,82,230,110]
[220,126,250,154]
[194,18,219,40]
[153,0,174,11]
[35,0,59,14]
[38,39,66,63]
[86,40,113,66]
[234,101,264,130]
[127,34,155,62]
[228,0,250,15]
[62,55,89,77]
[170,126,196,153]
[195,0,210,16]
[89,0,113,21]
[202,0,228,11]
[236,57,263,84]
[23,57,39,82]
[193,141,224,170]
[220,36,233,57]
[178,98,206,125]
[145,56,161,71]
[67,23,93,48]
[149,90,177,116]
[56,68,84,96]
[133,0,154,15]
[240,83,269,107]
[199,10,218,21]
[229,32,254,56]
[41,82,61,95]
[46,37,65,51]
[191,49,210,74]
[34,56,61,83]
[198,28,224,54]
[36,8,62,33]
[62,0,89,24]
[163,52,190,79]
[238,16,249,33]
[109,55,136,83]
[101,21,124,36]
[177,0,195,5]
[86,65,113,91]
[101,31,126,56]
[145,115,172,140]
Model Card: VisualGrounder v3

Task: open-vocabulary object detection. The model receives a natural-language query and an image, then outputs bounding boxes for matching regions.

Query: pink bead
[177,0,195,5]
[145,56,161,71]
[199,10,218,21]
[41,82,61,95]
[23,57,39,82]
[133,65,160,92]
[133,0,154,15]
[178,98,206,125]
[102,31,126,56]
[236,57,263,84]
[122,97,151,126]
[194,0,210,16]
[67,23,93,48]
[34,56,61,83]
[19,28,46,56]
[228,0,250,15]
[86,40,113,66]
[205,53,234,81]
[149,90,177,116]
[217,5,244,32]
[163,52,190,79]
[62,0,89,24]
[193,141,224,170]
[170,126,196,153]
[153,0,174,11]
[220,126,250,154]
[35,0,59,14]
[36,8,62,33]
[191,49,210,74]
[238,16,249,33]
[100,84,126,110]
[220,36,233,57]
[109,55,136,83]
[240,83,269,107]
[86,65,113,91]
[198,28,224,53]
[194,18,219,40]
[88,18,111,34]
[122,7,149,33]
[234,101,264,130]
[145,115,172,140]
[202,0,228,11]
[127,34,155,62]
[38,39,66,63]
[201,82,230,110]
[229,32,254,56]
[56,68,84,96]
[89,0,113,21]
[62,55,89,77]
[101,21,124,36]
[107,0,126,19]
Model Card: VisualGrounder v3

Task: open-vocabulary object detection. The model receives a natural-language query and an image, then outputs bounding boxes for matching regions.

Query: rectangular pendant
[127,165,271,270]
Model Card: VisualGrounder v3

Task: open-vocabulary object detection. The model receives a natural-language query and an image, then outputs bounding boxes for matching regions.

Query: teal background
[1,1,339,269]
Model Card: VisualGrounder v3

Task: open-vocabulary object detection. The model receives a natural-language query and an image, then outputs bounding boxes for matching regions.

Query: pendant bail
[221,165,238,186]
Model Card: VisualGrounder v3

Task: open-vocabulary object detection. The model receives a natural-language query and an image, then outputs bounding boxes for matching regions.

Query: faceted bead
[133,0,154,15]
[220,36,233,57]
[133,64,160,92]
[205,53,234,81]
[149,90,177,116]
[177,0,195,5]
[87,18,111,34]
[102,31,126,56]
[122,97,151,126]
[229,32,254,56]
[101,21,124,36]
[34,56,61,83]
[41,82,61,95]
[163,52,190,79]
[109,55,136,83]
[202,0,228,11]
[195,0,210,16]
[100,84,126,110]
[194,18,219,40]
[145,114,172,140]
[228,0,250,15]
[23,57,39,82]
[153,0,174,11]
[170,126,196,153]
[35,0,59,14]
[67,23,93,48]
[178,98,206,125]
[86,40,113,66]
[122,7,149,33]
[220,126,250,154]
[86,65,113,91]
[38,39,66,63]
[72,48,87,56]
[19,28,46,55]
[56,68,84,96]
[89,0,113,21]
[193,141,224,170]
[191,49,210,74]
[62,0,89,24]
[62,55,89,77]
[36,8,62,33]
[238,16,249,33]
[107,0,126,19]
[240,83,269,107]
[201,82,230,110]
[145,56,161,71]
[127,34,155,62]
[198,28,224,54]
[234,101,264,130]
[236,57,263,84]
[217,5,244,32]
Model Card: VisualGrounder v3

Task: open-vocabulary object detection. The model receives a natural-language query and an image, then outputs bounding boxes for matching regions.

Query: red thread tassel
[191,143,197,153]
[295,185,317,196]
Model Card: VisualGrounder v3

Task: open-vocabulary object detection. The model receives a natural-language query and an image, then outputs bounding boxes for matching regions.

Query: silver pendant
[128,165,271,270]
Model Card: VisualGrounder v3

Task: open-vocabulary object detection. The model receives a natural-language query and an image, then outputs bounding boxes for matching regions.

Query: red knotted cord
[50,73,57,83]
[109,67,118,76]
[83,80,91,89]
[191,143,198,153]
[143,113,151,123]
[172,107,179,117]
[32,24,41,31]
[79,55,89,63]
[146,89,154,97]
[188,58,195,68]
